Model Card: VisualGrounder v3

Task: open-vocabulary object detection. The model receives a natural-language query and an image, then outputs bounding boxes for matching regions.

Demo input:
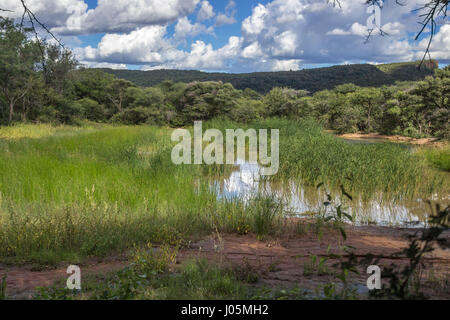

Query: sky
[1,0,449,72]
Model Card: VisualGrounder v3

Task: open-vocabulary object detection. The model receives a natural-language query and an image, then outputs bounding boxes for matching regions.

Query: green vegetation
[1,15,449,301]
[0,121,447,265]
[1,18,448,139]
[99,61,436,94]
[36,253,305,300]
[420,147,450,172]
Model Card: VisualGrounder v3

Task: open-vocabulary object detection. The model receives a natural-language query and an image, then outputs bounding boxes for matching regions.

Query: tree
[72,69,114,107]
[76,98,106,122]
[18,73,45,122]
[106,79,135,113]
[43,44,78,95]
[411,66,450,137]
[349,87,384,133]
[0,18,39,123]
[264,87,307,117]
[175,81,242,124]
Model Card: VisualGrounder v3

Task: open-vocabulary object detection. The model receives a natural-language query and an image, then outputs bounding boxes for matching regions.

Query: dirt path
[1,225,449,299]
[179,225,450,298]
[0,258,128,299]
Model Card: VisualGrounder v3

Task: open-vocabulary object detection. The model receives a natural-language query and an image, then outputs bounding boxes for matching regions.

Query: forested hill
[98,61,438,94]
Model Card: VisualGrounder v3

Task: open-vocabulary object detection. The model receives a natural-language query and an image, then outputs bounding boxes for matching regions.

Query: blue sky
[3,0,449,72]
[79,0,270,52]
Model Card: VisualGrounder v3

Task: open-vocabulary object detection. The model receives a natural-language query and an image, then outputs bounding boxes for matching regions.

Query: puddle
[212,159,447,227]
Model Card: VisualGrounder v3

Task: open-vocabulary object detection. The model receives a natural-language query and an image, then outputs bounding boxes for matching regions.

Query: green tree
[76,98,106,122]
[349,87,384,133]
[0,18,40,123]
[43,44,78,95]
[106,79,135,113]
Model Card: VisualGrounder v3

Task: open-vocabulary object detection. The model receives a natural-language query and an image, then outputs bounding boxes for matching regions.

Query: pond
[212,158,447,228]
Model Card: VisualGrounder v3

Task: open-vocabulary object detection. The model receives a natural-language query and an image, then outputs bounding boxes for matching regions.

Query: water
[213,159,446,227]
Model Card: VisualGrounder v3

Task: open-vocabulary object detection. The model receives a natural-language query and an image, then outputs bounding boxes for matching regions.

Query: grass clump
[248,195,285,237]
[420,146,450,172]
[36,258,249,300]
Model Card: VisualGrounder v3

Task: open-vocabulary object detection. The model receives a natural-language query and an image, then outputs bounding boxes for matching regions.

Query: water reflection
[213,159,446,227]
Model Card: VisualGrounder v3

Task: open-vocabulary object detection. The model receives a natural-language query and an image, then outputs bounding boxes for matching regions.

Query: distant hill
[98,61,438,94]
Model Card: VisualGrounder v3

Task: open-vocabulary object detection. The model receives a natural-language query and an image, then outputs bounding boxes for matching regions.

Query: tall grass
[0,121,447,263]
[0,125,215,262]
[261,119,446,201]
[206,118,447,201]
[419,147,450,172]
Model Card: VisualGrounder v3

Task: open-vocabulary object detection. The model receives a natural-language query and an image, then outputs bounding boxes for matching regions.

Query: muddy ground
[1,224,449,299]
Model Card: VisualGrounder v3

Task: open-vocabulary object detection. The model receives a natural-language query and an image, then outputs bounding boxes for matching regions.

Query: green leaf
[340,227,347,241]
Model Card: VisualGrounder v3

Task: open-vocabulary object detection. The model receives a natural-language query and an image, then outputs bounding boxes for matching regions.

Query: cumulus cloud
[80,61,128,69]
[327,23,368,36]
[238,0,448,68]
[174,17,213,40]
[215,13,237,26]
[271,59,302,71]
[1,0,87,29]
[16,0,448,71]
[197,1,215,21]
[415,24,450,60]
[51,0,200,35]
[214,0,237,26]
[141,36,241,70]
[80,26,184,64]
[180,36,241,69]
[241,41,263,59]
[77,23,241,71]
[242,4,267,35]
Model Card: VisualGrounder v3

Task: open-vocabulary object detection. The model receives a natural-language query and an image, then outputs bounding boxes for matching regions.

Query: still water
[212,159,446,227]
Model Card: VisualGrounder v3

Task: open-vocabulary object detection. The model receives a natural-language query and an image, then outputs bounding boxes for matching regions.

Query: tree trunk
[9,101,14,123]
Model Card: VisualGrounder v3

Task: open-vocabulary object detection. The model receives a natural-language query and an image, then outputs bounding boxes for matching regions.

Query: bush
[76,98,106,122]
[112,107,151,125]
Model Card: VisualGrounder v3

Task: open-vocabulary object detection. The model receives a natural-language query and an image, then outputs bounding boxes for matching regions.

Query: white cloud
[241,41,263,59]
[215,13,237,26]
[1,0,87,29]
[80,26,184,64]
[80,61,128,69]
[51,0,200,35]
[41,0,449,72]
[272,30,298,56]
[382,22,405,36]
[181,36,241,69]
[327,23,368,36]
[197,1,215,21]
[214,0,237,26]
[271,59,302,71]
[174,17,213,40]
[237,0,444,69]
[242,4,267,35]
[78,23,241,71]
[415,24,450,60]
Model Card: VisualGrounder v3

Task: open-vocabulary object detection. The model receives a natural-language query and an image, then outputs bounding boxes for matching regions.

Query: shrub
[76,98,106,122]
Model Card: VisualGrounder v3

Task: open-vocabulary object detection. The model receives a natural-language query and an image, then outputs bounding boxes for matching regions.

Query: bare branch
[328,0,342,8]
[412,0,449,67]
[18,0,64,48]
